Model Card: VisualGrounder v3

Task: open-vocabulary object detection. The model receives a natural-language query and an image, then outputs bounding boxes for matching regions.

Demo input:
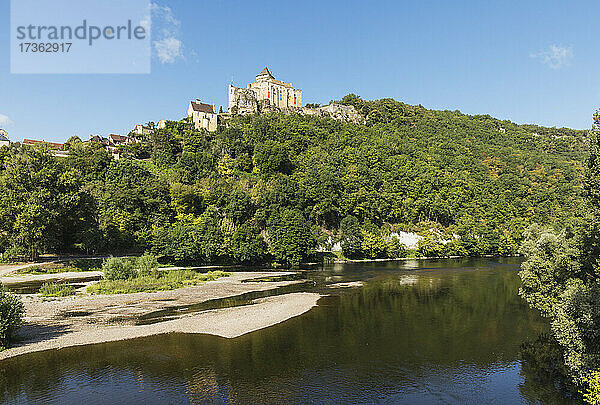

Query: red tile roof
[190,101,215,114]
[108,134,129,143]
[23,139,64,150]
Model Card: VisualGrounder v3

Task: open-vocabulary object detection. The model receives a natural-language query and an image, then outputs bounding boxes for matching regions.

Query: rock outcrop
[257,103,365,125]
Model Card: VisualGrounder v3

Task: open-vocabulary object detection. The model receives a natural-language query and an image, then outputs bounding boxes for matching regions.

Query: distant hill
[143,94,587,260]
[327,95,587,229]
[0,95,589,263]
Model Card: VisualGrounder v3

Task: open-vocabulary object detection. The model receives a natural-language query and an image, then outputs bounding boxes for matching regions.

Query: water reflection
[0,258,575,404]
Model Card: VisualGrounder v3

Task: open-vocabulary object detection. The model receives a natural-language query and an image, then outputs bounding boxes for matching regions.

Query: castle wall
[229,85,259,114]
[247,81,302,109]
[229,70,302,113]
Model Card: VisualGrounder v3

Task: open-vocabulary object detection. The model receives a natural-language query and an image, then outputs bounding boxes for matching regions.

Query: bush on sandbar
[0,287,24,349]
[39,282,76,297]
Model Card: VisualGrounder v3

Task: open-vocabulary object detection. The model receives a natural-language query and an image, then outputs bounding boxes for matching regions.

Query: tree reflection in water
[0,258,579,404]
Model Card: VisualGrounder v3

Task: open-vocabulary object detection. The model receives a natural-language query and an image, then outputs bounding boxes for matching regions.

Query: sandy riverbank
[0,262,43,277]
[0,272,320,361]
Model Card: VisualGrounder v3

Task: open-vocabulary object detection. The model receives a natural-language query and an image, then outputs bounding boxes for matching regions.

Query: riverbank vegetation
[519,110,600,401]
[87,269,230,295]
[39,283,76,297]
[13,262,93,275]
[83,256,229,294]
[0,288,24,350]
[583,371,600,404]
[0,96,587,265]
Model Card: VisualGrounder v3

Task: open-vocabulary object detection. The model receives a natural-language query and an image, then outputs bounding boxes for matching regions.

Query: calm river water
[0,258,574,404]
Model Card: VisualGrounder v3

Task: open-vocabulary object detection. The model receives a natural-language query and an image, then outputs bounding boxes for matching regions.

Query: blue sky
[0,0,598,143]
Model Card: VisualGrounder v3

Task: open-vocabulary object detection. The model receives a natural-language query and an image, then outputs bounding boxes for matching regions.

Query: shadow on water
[0,257,579,404]
[240,273,307,283]
[136,280,314,325]
[519,333,583,403]
[3,277,101,294]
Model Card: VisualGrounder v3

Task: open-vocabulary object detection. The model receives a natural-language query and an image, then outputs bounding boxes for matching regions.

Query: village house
[22,139,65,150]
[108,133,137,146]
[187,100,217,132]
[86,133,138,158]
[132,124,153,135]
[88,134,111,148]
[0,129,9,147]
[132,120,167,135]
[22,139,68,157]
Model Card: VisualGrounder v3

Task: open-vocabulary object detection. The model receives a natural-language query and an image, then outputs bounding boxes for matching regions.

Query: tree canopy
[519,109,600,390]
[0,96,588,265]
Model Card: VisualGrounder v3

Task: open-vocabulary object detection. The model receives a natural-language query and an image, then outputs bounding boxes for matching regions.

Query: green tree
[519,109,600,385]
[149,128,182,166]
[230,222,268,264]
[170,183,205,217]
[99,159,172,252]
[253,140,293,174]
[224,190,254,224]
[385,236,408,258]
[151,207,225,264]
[0,95,589,272]
[552,280,600,382]
[417,231,445,258]
[64,135,82,150]
[267,209,315,265]
[340,215,363,258]
[361,231,386,259]
[0,146,94,259]
[583,371,600,405]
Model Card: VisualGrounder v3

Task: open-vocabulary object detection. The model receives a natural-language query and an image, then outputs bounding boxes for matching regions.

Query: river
[0,258,574,404]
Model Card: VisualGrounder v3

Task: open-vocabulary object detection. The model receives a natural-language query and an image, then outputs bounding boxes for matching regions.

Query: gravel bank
[0,272,320,360]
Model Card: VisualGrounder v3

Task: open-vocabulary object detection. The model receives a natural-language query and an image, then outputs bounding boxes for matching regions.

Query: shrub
[66,258,103,271]
[583,370,600,405]
[0,288,24,348]
[443,238,468,257]
[87,270,230,295]
[16,264,84,275]
[417,232,445,257]
[0,253,10,264]
[385,237,408,258]
[136,253,159,277]
[102,257,137,280]
[39,282,76,297]
[361,231,386,259]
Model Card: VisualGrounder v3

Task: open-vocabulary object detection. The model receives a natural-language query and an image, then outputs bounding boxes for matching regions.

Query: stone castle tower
[228,67,302,114]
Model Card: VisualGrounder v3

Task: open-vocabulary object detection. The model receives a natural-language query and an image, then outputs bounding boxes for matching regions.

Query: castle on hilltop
[187,66,363,130]
[228,67,303,114]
